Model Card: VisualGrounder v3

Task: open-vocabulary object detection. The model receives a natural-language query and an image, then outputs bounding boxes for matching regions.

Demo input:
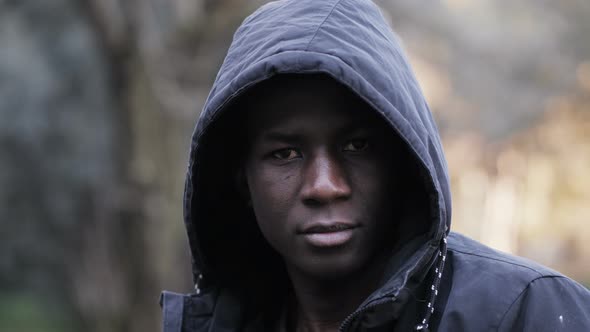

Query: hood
[183,0,452,318]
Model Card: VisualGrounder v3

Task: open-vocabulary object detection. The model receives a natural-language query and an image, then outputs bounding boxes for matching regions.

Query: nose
[301,150,351,205]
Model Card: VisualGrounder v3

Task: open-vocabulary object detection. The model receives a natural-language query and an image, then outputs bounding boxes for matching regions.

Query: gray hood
[183,0,452,310]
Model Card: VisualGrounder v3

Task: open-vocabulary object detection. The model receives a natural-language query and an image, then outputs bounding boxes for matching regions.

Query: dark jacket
[161,0,590,331]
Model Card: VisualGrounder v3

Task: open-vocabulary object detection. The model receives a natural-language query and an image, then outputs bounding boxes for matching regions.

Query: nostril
[302,197,324,207]
[301,181,351,206]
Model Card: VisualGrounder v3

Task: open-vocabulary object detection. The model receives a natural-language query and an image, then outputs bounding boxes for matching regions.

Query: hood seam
[304,0,344,52]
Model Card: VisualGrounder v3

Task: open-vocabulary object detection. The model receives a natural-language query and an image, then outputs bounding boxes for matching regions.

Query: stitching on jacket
[448,247,550,277]
[496,276,568,331]
[305,0,344,51]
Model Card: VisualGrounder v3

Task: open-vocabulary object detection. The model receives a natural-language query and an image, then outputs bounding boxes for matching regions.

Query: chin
[296,251,367,281]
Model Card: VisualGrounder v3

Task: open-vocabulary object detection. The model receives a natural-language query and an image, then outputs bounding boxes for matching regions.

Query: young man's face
[243,77,401,280]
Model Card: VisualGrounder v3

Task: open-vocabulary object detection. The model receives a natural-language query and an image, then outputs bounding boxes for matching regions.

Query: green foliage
[0,293,73,332]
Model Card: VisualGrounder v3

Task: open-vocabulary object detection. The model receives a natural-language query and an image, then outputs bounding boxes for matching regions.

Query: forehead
[241,75,386,134]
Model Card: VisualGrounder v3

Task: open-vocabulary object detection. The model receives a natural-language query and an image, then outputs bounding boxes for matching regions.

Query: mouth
[298,222,360,247]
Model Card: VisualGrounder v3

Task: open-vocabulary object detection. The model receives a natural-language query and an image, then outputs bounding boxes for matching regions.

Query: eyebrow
[260,131,304,142]
[258,124,373,145]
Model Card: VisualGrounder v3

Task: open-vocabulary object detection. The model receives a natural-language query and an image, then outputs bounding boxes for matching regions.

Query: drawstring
[414,235,448,331]
[194,273,204,295]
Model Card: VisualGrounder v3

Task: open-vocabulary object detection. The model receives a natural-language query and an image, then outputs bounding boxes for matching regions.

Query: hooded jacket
[161,0,590,331]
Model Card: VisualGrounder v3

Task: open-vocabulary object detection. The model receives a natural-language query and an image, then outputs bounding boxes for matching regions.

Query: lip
[300,222,358,234]
[298,222,360,247]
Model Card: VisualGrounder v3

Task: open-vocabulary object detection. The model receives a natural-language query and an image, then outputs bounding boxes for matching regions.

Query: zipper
[337,242,440,331]
[338,296,396,332]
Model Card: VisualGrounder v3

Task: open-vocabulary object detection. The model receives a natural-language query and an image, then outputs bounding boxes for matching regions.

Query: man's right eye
[271,148,301,161]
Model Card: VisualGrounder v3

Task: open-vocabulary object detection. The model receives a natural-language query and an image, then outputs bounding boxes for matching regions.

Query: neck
[286,255,389,332]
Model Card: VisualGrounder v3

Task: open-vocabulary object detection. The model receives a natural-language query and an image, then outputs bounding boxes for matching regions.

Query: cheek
[245,165,299,241]
[350,161,397,215]
[247,166,295,207]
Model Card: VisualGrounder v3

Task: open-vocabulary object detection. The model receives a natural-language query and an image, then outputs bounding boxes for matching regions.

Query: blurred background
[0,0,588,331]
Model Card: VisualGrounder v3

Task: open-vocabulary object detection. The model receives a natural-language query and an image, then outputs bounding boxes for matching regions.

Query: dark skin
[242,76,402,332]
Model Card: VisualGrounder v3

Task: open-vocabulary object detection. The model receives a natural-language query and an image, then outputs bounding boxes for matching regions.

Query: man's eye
[343,138,369,152]
[271,148,300,160]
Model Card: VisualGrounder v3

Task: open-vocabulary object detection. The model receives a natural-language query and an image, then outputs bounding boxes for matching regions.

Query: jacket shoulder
[438,232,590,331]
[447,231,562,279]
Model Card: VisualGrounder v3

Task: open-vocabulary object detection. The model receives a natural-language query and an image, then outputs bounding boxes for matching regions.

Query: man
[161,0,590,331]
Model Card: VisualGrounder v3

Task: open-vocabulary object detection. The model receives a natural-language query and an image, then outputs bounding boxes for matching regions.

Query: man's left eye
[343,138,369,152]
